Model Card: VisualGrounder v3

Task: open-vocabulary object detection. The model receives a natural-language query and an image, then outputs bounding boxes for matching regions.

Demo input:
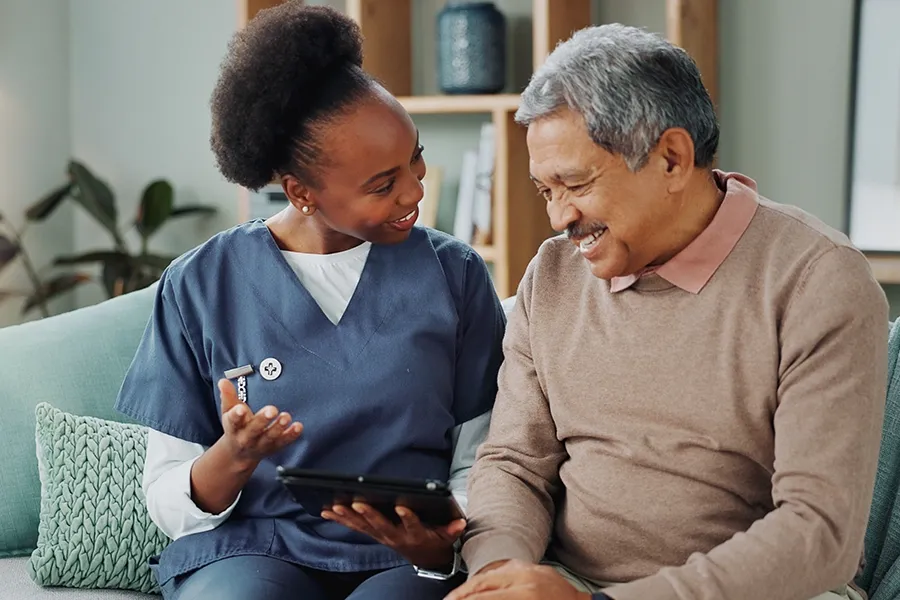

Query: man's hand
[322,503,463,569]
[478,559,510,574]
[217,378,303,468]
[444,560,593,600]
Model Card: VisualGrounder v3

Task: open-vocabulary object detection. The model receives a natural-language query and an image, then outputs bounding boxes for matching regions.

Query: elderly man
[446,23,889,600]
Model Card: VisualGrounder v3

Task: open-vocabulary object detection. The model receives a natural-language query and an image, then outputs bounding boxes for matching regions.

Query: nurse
[114,3,505,599]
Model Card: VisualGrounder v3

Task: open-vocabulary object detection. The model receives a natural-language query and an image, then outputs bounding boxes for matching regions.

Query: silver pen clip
[224,364,254,403]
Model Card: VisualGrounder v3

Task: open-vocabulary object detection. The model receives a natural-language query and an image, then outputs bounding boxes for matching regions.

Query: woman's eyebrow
[361,166,399,188]
[359,130,421,188]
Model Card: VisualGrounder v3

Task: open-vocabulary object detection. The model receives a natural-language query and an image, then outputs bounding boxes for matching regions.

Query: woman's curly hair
[210,2,373,190]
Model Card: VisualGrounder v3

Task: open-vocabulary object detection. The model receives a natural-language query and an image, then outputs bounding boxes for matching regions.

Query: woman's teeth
[392,211,415,223]
[578,228,606,253]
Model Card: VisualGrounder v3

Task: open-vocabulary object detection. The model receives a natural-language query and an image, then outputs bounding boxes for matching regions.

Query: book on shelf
[417,166,442,229]
[453,150,479,244]
[452,122,496,245]
[472,122,495,245]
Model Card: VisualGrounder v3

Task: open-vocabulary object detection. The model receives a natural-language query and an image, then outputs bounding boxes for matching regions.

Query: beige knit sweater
[462,198,889,600]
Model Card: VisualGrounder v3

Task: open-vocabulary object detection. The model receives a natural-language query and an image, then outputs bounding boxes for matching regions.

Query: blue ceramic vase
[437,2,507,94]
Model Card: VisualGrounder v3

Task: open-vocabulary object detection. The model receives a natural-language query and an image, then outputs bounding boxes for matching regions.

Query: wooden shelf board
[865,253,900,285]
[472,245,497,262]
[398,94,520,115]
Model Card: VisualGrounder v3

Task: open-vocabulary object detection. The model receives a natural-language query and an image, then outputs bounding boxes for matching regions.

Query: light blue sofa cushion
[0,285,156,557]
[859,319,900,599]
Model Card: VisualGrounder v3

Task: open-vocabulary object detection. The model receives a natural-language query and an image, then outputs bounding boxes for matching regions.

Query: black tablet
[276,466,465,527]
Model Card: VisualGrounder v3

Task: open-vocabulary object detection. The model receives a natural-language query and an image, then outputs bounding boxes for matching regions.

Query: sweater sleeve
[604,246,889,600]
[461,257,567,575]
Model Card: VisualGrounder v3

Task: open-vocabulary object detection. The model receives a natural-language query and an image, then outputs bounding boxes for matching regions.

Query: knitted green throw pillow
[28,403,169,593]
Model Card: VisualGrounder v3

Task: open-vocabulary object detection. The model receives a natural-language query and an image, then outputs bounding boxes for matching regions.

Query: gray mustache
[566,222,607,240]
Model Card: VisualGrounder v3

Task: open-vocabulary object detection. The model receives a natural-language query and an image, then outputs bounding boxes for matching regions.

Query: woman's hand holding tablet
[322,502,464,570]
[277,467,466,572]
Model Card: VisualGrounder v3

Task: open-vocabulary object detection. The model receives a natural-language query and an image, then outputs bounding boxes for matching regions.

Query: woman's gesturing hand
[217,378,303,467]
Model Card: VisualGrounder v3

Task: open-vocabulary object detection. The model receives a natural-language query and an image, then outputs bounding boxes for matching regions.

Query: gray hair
[516,24,719,170]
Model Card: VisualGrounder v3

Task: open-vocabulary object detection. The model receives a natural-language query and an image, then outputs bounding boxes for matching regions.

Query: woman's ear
[281,174,316,216]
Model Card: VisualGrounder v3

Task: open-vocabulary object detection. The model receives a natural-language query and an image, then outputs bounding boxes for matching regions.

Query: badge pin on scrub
[223,364,254,403]
[259,357,282,381]
[224,359,282,404]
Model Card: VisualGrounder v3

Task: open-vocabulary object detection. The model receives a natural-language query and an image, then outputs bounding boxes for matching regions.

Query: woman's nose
[402,172,425,208]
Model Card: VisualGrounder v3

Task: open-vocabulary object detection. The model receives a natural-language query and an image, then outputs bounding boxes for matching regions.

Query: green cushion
[0,285,156,557]
[859,319,900,600]
[28,403,169,593]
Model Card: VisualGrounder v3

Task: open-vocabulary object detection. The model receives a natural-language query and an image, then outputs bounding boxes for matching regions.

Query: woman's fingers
[241,405,280,438]
[219,379,250,434]
[353,503,399,537]
[264,412,292,435]
[217,379,240,415]
[322,504,376,536]
[438,518,467,542]
[278,421,304,443]
[228,405,279,455]
[223,398,302,459]
[224,403,248,432]
[263,412,303,448]
[395,507,465,542]
[322,503,409,546]
[395,506,428,536]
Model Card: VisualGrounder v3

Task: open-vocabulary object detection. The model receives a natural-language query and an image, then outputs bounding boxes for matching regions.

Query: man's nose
[548,197,580,234]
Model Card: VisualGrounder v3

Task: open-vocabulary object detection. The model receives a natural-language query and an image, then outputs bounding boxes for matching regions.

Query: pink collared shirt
[610,170,759,294]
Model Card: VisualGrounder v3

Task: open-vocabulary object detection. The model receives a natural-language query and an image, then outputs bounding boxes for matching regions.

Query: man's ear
[655,128,695,193]
[282,174,316,216]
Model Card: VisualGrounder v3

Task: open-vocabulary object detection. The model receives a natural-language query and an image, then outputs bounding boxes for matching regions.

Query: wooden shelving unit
[398,94,520,115]
[865,253,900,285]
[238,0,721,298]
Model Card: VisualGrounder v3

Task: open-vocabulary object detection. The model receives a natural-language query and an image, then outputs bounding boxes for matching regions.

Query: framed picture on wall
[847,0,900,252]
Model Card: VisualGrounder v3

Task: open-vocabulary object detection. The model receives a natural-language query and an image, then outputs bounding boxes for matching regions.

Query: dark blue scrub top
[115,222,506,583]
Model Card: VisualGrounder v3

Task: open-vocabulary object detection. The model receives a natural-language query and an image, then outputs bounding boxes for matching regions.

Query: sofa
[0,284,899,599]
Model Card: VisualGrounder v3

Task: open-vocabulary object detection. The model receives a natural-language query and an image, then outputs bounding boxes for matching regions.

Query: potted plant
[0,160,216,318]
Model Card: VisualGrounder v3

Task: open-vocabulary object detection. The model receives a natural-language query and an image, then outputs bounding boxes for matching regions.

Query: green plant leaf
[123,270,160,295]
[54,250,131,267]
[136,180,174,239]
[169,205,217,218]
[25,183,73,221]
[0,235,20,272]
[21,273,91,314]
[54,251,172,273]
[67,161,119,239]
[133,253,175,271]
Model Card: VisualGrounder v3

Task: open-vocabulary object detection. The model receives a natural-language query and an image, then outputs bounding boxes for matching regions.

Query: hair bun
[210,2,366,190]
[254,3,363,76]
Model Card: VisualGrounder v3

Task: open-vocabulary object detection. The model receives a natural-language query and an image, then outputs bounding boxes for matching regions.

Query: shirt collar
[610,170,759,294]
